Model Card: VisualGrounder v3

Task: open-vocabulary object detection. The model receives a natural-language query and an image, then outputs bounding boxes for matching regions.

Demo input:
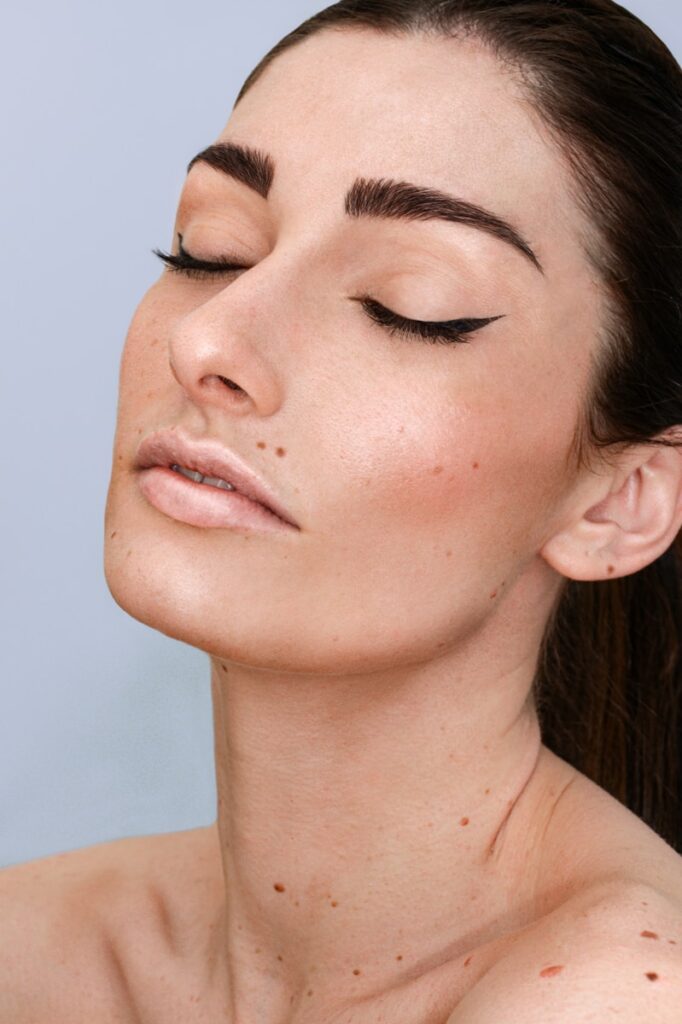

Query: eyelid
[179,234,244,263]
[355,296,504,344]
[174,233,247,269]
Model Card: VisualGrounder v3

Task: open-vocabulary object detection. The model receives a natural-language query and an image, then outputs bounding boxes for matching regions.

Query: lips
[134,428,299,528]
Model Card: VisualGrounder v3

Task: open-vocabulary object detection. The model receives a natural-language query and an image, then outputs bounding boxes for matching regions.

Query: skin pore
[103,26,682,1023]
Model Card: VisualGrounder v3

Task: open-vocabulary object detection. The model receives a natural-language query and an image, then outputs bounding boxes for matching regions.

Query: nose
[167,278,284,418]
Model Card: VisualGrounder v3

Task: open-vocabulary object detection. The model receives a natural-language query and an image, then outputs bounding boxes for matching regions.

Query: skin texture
[11,25,682,1024]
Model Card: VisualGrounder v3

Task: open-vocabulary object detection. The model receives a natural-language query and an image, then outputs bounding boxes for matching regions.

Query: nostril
[218,375,244,392]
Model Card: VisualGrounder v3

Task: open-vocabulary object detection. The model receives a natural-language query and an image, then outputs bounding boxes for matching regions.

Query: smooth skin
[3,26,682,1024]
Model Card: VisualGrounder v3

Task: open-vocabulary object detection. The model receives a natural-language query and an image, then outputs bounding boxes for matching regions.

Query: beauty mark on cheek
[539,964,564,978]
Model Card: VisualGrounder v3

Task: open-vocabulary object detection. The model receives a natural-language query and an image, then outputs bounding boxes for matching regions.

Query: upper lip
[135,428,299,528]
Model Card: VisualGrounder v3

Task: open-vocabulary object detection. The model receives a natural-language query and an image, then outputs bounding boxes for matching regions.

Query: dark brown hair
[235,0,682,850]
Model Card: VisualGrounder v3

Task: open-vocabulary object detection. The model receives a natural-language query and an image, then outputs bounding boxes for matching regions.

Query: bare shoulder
[0,825,220,1023]
[445,749,682,1021]
[448,875,682,1021]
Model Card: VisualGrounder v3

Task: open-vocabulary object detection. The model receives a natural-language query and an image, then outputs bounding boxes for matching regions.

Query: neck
[207,585,559,1020]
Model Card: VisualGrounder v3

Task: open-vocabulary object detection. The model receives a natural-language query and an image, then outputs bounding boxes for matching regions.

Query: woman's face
[104,28,603,672]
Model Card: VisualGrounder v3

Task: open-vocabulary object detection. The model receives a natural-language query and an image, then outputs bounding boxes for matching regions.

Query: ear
[541,440,682,581]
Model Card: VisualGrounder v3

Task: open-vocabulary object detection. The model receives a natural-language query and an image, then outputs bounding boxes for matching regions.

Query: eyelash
[151,240,502,346]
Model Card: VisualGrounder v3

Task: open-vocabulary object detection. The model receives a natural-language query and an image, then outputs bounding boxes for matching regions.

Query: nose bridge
[199,219,330,331]
[166,223,334,413]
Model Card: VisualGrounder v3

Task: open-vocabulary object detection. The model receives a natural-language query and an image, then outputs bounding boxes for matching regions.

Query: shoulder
[0,826,219,1023]
[448,877,682,1023]
[0,837,128,1021]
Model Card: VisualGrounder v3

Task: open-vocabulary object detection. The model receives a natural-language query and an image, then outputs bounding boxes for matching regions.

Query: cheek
[122,305,162,374]
[339,353,581,564]
[116,290,177,417]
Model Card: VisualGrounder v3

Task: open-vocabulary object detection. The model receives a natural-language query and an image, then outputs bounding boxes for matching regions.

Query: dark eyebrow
[186,141,543,274]
[187,141,275,198]
[345,178,543,273]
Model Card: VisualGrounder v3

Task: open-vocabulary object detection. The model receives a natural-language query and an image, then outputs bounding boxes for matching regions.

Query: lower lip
[137,466,296,532]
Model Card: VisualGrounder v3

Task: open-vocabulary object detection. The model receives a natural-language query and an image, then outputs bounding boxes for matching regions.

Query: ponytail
[535,534,682,852]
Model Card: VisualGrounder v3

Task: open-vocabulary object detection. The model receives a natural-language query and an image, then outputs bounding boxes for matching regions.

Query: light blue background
[2,1,680,867]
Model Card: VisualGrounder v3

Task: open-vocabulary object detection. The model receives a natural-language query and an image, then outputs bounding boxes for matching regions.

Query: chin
[102,545,238,657]
[103,474,204,648]
[101,467,302,665]
[101,502,273,664]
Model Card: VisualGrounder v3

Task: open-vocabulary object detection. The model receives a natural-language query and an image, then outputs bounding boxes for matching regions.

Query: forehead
[217,27,584,268]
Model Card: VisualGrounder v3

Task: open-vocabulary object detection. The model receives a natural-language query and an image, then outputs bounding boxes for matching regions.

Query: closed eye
[152,235,244,278]
[152,236,505,346]
[354,297,503,346]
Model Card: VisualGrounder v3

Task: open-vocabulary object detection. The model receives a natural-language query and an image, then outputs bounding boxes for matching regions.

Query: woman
[2,0,682,1019]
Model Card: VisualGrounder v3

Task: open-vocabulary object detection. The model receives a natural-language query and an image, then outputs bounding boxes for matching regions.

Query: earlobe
[540,443,682,582]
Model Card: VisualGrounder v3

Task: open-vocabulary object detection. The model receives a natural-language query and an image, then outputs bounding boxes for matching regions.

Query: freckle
[146,390,153,399]
[220,663,227,672]
[137,428,142,434]
[294,900,299,906]
[426,821,433,828]
[353,968,361,975]
[257,441,266,449]
[396,954,403,961]
[645,972,659,981]
[307,989,313,996]
[641,930,659,939]
[484,788,491,795]
[668,940,677,945]
[607,564,615,574]
[446,550,452,557]
[273,882,285,892]
[117,454,123,462]
[489,590,497,599]
[255,947,261,953]
[277,955,283,961]
[641,902,648,907]
[463,955,473,967]
[539,965,564,978]
[330,900,338,907]
[110,531,117,539]
[432,465,444,475]
[460,817,470,826]
[275,447,286,457]
[472,462,479,469]
[126,549,132,558]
